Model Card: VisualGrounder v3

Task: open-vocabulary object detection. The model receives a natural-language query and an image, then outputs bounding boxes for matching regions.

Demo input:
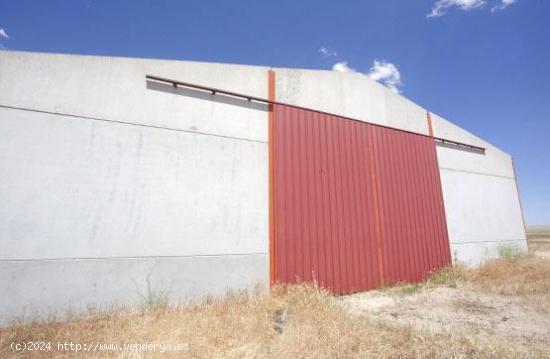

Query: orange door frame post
[366,126,385,286]
[427,111,434,137]
[268,69,277,286]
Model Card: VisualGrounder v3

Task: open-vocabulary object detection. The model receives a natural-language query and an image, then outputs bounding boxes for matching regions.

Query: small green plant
[137,275,170,311]
[496,244,523,258]
[427,265,468,288]
[396,283,423,295]
[378,282,424,296]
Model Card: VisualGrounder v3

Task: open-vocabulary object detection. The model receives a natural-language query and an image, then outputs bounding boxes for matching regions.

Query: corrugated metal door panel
[273,104,382,292]
[371,126,451,284]
[273,104,450,294]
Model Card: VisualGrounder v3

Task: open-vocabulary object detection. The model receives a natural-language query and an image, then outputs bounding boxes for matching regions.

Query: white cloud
[367,60,402,93]
[319,46,337,57]
[427,0,517,16]
[427,0,485,17]
[0,28,8,39]
[332,61,356,73]
[491,0,516,12]
[331,59,403,93]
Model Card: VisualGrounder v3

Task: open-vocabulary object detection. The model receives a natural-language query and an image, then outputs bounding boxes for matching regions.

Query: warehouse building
[0,51,527,322]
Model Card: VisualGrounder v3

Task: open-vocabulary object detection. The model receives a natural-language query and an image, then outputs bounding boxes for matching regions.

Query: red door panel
[273,104,451,294]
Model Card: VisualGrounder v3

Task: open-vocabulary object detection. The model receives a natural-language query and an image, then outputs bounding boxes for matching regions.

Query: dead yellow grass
[469,255,550,296]
[1,255,549,358]
[428,254,550,311]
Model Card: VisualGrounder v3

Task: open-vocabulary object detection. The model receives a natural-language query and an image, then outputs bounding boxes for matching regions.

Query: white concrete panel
[0,51,269,142]
[275,68,388,126]
[450,240,528,267]
[0,107,268,260]
[440,168,526,244]
[436,144,514,179]
[384,89,429,135]
[432,112,514,178]
[0,254,268,325]
[274,68,430,135]
[431,111,490,149]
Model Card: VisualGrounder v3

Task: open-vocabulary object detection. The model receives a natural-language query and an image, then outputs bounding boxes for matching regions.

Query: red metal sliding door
[272,104,451,294]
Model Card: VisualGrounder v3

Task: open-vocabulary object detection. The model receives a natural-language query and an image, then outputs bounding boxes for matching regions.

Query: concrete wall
[0,51,527,322]
[274,68,429,135]
[431,113,527,265]
[0,51,269,324]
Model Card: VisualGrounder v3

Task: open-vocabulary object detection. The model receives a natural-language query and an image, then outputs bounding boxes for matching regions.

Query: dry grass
[0,285,530,358]
[428,254,550,311]
[526,225,550,239]
[469,255,550,297]
[2,255,550,358]
[527,225,550,255]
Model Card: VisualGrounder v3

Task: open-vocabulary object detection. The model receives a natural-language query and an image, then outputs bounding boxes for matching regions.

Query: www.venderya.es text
[10,341,190,353]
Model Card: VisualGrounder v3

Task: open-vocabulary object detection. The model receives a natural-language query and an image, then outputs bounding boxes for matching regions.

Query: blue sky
[1,0,549,224]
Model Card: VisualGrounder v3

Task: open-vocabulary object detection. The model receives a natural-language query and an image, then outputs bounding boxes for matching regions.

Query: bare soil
[339,286,550,352]
[336,227,550,356]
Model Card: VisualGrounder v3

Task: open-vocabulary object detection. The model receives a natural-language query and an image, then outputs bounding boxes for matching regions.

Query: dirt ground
[339,286,550,352]
[339,226,550,354]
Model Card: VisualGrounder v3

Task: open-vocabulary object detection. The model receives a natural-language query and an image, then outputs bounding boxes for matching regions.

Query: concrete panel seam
[268,69,276,285]
[450,239,526,244]
[439,166,514,180]
[0,252,269,263]
[0,104,267,144]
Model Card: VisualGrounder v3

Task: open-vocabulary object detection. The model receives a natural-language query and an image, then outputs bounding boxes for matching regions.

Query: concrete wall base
[450,240,528,267]
[0,254,268,325]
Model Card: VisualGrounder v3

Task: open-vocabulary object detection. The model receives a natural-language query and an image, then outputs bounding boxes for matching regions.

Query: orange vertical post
[366,126,385,286]
[427,111,434,137]
[268,69,276,285]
